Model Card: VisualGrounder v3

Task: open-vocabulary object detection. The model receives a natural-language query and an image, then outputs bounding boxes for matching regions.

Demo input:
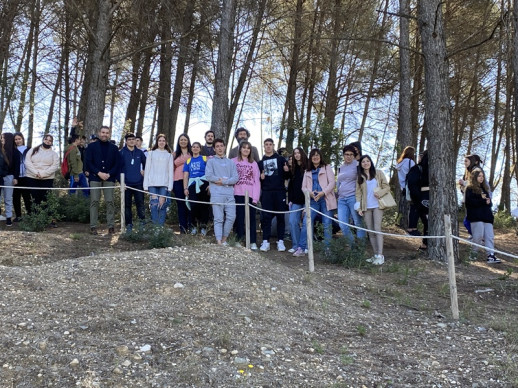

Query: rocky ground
[0,223,517,387]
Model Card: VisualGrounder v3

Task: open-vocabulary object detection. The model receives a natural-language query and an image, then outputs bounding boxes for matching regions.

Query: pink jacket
[302,165,337,210]
[232,157,261,203]
[173,152,191,181]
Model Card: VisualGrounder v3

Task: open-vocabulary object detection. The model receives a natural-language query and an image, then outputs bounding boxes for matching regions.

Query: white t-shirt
[366,178,379,209]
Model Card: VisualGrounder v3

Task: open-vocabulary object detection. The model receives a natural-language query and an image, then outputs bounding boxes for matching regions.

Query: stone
[116,345,129,355]
[140,344,151,352]
[69,358,79,367]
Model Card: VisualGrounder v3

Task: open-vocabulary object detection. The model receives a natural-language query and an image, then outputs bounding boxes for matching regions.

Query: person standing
[120,133,146,232]
[183,142,210,235]
[258,138,290,252]
[85,126,121,235]
[144,134,174,226]
[458,154,484,238]
[205,138,239,245]
[465,170,501,264]
[395,146,417,235]
[172,133,192,233]
[354,155,390,265]
[287,147,308,253]
[200,130,216,157]
[135,136,148,157]
[0,133,19,226]
[66,134,89,197]
[232,141,261,249]
[407,150,429,251]
[12,132,32,221]
[292,149,337,257]
[25,134,60,207]
[337,144,366,246]
[228,127,260,162]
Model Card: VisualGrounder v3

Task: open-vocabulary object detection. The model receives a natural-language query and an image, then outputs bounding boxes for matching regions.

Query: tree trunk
[28,0,41,141]
[417,0,458,261]
[210,0,236,140]
[323,0,342,126]
[184,36,202,134]
[136,49,153,138]
[124,53,142,134]
[513,0,518,185]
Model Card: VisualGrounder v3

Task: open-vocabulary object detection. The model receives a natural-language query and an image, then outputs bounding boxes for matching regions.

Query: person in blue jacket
[85,126,121,235]
[120,133,146,232]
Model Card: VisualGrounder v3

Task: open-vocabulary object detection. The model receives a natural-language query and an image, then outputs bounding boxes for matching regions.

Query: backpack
[61,146,75,180]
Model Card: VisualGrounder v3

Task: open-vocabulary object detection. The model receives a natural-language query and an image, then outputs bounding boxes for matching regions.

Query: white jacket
[143,150,174,191]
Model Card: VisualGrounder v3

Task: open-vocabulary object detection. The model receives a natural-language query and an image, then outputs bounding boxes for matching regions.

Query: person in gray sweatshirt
[205,138,239,245]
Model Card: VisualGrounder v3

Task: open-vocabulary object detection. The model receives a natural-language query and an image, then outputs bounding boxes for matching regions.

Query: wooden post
[305,191,314,272]
[120,173,126,231]
[245,190,250,250]
[444,214,459,320]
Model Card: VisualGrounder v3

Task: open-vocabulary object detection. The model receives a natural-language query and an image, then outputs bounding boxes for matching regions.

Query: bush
[58,195,90,223]
[121,223,177,249]
[20,193,62,232]
[318,236,369,268]
[493,211,516,230]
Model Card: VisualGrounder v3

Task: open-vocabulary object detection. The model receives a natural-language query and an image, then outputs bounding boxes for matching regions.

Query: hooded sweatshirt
[205,155,239,197]
[258,153,289,192]
[396,158,416,190]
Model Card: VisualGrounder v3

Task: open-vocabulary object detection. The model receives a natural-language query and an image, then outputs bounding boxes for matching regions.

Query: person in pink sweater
[172,133,192,233]
[232,141,261,249]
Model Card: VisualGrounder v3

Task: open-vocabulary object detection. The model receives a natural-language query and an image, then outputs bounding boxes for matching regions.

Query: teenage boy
[135,136,148,157]
[205,138,239,245]
[66,134,89,197]
[85,126,121,235]
[120,133,147,232]
[228,127,260,162]
[258,138,290,252]
[201,130,216,157]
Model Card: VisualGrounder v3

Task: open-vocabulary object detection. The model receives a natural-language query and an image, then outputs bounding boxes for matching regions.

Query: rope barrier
[0,185,107,190]
[451,235,518,260]
[248,202,304,214]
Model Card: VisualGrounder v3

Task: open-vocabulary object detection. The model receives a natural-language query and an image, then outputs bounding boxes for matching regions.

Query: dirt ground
[1,221,517,387]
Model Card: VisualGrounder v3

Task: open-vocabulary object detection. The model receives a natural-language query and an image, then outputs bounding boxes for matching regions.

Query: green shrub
[493,211,516,230]
[20,193,62,232]
[317,233,369,269]
[58,195,90,223]
[122,223,177,249]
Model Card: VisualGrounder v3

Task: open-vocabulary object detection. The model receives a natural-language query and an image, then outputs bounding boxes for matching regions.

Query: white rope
[0,185,107,191]
[249,202,304,214]
[451,235,518,260]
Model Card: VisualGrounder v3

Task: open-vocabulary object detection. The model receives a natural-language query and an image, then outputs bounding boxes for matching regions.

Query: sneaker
[250,243,258,251]
[126,224,133,233]
[288,248,296,253]
[304,249,308,254]
[293,248,305,257]
[234,242,242,248]
[191,227,198,235]
[108,227,115,234]
[221,241,229,247]
[6,218,12,227]
[373,254,385,265]
[90,227,98,235]
[0,215,6,221]
[200,228,207,236]
[277,240,286,252]
[366,256,376,263]
[13,217,21,222]
[487,254,502,264]
[260,241,270,252]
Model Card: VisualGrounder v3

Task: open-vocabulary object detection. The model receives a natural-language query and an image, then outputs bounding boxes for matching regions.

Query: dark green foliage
[121,223,177,249]
[58,195,90,223]
[20,193,62,232]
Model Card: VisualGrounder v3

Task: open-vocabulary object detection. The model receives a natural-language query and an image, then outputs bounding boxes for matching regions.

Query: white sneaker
[366,256,375,263]
[277,240,286,252]
[373,254,385,265]
[288,248,296,253]
[200,228,207,236]
[293,248,306,257]
[234,242,242,248]
[250,243,258,251]
[221,241,229,247]
[260,241,270,252]
[191,227,198,235]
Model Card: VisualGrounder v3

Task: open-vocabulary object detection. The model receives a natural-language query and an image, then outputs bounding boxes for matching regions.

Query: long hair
[174,133,192,160]
[31,134,53,156]
[357,155,376,185]
[151,134,171,153]
[463,154,482,181]
[237,141,254,163]
[307,148,326,171]
[291,147,308,175]
[1,132,15,166]
[467,169,489,195]
[14,132,25,146]
[397,146,415,164]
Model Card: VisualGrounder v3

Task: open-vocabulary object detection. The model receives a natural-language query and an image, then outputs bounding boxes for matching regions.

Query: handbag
[374,186,396,210]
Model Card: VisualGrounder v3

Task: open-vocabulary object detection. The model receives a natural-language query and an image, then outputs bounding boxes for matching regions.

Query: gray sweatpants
[364,208,384,255]
[470,221,494,255]
[211,194,236,241]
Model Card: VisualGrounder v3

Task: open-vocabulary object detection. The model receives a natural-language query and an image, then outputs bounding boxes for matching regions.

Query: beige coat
[301,165,337,210]
[355,170,390,212]
[25,147,59,180]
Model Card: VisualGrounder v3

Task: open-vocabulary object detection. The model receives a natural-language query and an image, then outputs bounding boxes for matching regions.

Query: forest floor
[0,221,518,387]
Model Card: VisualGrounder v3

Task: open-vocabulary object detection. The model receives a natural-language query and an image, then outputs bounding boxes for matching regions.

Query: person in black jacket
[258,138,290,252]
[406,150,429,250]
[287,147,308,253]
[465,170,500,264]
[1,132,20,226]
[85,126,121,235]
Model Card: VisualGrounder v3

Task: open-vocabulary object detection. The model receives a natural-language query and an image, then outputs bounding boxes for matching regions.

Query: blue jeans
[289,203,304,249]
[69,173,89,197]
[149,186,170,226]
[337,196,366,244]
[297,198,333,250]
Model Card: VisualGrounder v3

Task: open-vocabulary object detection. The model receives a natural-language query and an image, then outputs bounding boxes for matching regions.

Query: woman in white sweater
[25,134,59,206]
[144,134,174,225]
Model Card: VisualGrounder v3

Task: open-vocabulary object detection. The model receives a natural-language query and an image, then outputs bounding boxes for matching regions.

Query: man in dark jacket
[258,138,290,252]
[406,150,429,249]
[85,126,121,235]
[120,133,146,232]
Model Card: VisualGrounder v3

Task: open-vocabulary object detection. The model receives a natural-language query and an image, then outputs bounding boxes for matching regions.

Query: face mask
[42,143,52,149]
